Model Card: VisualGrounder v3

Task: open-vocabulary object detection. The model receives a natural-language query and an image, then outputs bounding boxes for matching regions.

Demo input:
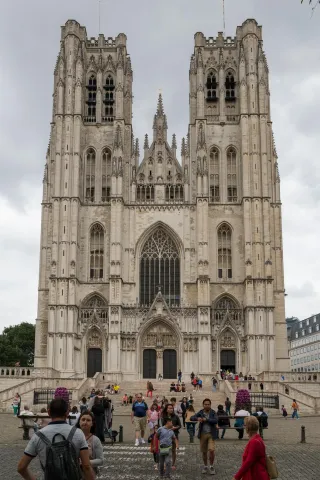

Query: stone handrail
[0,367,61,378]
[0,377,82,404]
[258,371,320,382]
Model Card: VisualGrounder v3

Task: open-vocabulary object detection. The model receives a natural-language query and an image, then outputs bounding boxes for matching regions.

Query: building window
[89,224,104,280]
[80,294,108,324]
[217,223,232,280]
[103,74,115,123]
[137,185,155,202]
[295,332,298,338]
[85,74,97,121]
[316,325,319,332]
[85,148,96,202]
[102,149,111,202]
[227,148,237,202]
[209,147,220,202]
[140,228,180,306]
[206,71,218,101]
[225,71,236,101]
[306,319,309,326]
[165,185,184,202]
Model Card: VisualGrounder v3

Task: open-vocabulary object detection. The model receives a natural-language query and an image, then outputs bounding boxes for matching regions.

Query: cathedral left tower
[34,20,133,375]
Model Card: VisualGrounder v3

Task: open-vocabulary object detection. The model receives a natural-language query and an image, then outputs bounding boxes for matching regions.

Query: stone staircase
[95,379,226,411]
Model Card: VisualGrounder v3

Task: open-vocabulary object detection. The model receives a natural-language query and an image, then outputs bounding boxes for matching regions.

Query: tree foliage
[0,322,35,366]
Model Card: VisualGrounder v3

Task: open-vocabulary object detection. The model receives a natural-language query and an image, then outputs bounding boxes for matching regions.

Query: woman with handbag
[232,416,270,480]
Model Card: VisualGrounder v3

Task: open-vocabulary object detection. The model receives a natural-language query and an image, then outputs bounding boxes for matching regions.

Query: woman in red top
[233,416,269,480]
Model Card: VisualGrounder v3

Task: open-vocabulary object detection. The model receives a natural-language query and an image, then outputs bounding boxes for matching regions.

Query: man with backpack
[17,397,94,480]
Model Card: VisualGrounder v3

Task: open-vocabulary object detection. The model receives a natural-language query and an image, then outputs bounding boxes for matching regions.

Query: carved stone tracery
[142,323,177,349]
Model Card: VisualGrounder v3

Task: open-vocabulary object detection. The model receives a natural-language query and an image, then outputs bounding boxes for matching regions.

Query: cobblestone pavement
[2,413,320,479]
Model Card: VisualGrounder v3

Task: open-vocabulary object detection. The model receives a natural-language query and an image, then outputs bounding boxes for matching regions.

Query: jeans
[292,409,299,419]
[212,385,217,392]
[186,422,196,439]
[159,453,172,477]
[226,408,231,415]
[219,428,226,439]
[182,414,186,428]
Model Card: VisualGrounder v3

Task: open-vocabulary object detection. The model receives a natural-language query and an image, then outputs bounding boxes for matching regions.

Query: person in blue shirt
[131,393,148,446]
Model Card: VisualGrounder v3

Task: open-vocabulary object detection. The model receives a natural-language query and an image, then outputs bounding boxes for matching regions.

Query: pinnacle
[135,138,140,157]
[156,93,164,116]
[181,137,186,156]
[172,134,177,150]
[144,134,149,150]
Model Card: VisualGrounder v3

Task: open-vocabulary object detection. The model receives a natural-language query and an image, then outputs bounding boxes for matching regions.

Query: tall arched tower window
[227,147,237,202]
[89,224,104,280]
[140,228,180,306]
[225,71,236,101]
[209,147,220,202]
[217,224,232,280]
[85,148,96,202]
[206,71,218,101]
[102,148,111,202]
[86,75,97,121]
[103,74,115,123]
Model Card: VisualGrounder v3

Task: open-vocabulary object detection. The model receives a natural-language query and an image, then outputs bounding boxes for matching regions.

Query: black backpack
[36,426,82,480]
[260,412,268,428]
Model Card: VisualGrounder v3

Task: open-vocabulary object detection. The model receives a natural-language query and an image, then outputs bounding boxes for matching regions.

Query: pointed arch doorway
[220,350,236,373]
[141,321,179,379]
[87,348,102,377]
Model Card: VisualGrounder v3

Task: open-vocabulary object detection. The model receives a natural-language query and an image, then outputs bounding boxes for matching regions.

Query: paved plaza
[2,414,320,479]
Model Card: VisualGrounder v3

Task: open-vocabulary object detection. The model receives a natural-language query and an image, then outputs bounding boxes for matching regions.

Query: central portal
[141,321,179,379]
[220,349,236,372]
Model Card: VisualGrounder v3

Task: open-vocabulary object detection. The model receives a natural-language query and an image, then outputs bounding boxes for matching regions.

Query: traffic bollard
[119,425,123,443]
[301,425,306,444]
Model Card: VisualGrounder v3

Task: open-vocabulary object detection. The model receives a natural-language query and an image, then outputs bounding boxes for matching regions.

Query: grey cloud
[287,282,318,299]
[0,0,320,329]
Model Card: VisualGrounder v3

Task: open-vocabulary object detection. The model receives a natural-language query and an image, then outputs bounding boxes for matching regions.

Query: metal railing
[33,389,73,405]
[250,393,279,409]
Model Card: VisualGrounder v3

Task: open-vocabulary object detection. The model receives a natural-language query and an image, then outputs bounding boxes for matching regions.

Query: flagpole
[222,0,226,35]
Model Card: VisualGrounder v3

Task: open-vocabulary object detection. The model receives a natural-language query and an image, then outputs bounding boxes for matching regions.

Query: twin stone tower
[34,19,289,380]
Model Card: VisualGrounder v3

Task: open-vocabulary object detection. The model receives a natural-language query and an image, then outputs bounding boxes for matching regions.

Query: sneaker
[135,439,139,446]
[209,466,216,475]
[201,466,208,474]
[140,438,146,444]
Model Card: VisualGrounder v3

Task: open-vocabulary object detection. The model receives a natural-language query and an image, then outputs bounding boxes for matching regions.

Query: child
[148,424,160,470]
[281,405,288,419]
[122,393,128,406]
[157,418,177,479]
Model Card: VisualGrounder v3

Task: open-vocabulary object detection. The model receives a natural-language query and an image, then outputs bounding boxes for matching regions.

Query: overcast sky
[0,0,319,331]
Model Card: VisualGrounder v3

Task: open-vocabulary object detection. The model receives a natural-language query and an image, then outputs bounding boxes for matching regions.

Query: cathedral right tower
[188,18,289,373]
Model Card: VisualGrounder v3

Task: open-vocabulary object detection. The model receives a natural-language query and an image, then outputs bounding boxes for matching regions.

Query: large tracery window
[90,224,104,280]
[227,147,237,202]
[140,228,180,306]
[209,147,220,202]
[165,185,184,202]
[218,224,232,280]
[85,148,96,202]
[102,149,111,202]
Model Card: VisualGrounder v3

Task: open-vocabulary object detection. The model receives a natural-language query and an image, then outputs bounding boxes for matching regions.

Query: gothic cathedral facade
[34,18,289,379]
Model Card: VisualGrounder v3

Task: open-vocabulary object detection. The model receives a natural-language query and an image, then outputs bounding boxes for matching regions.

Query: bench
[187,415,268,442]
[18,415,77,440]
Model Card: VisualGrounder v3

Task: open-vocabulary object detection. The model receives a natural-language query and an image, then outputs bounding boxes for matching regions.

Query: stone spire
[181,137,186,157]
[153,93,168,143]
[134,138,140,158]
[144,134,149,150]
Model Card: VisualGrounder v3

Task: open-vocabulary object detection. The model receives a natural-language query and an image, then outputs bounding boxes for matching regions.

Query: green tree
[0,322,35,366]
